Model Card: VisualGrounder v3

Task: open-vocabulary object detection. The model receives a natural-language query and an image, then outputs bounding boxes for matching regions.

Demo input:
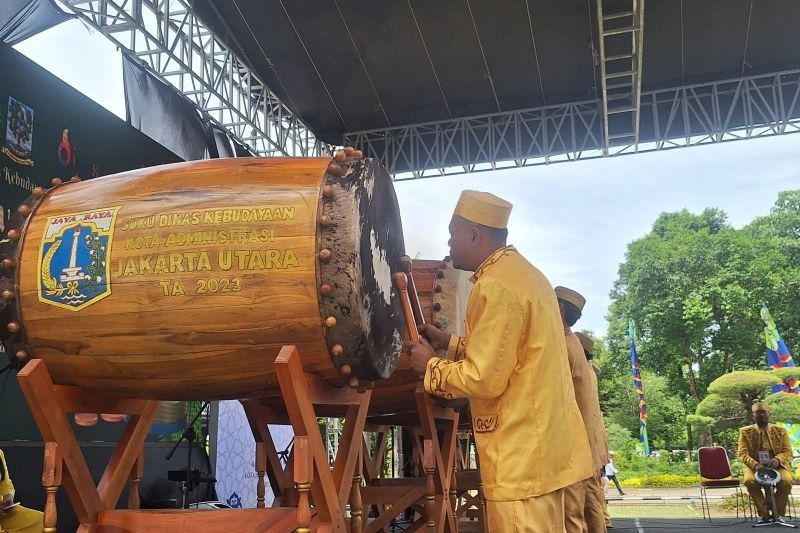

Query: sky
[14,19,800,336]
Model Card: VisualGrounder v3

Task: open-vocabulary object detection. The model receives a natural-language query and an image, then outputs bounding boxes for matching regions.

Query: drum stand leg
[16,359,159,531]
[244,345,373,532]
[415,384,459,532]
[241,400,296,508]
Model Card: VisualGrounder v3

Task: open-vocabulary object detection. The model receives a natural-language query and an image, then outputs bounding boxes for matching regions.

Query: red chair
[698,446,749,521]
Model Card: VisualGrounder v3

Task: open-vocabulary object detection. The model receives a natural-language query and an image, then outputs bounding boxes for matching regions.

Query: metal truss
[596,0,646,153]
[346,68,800,180]
[61,0,333,157]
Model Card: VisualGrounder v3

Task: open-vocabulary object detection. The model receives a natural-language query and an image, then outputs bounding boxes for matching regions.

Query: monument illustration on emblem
[37,207,119,311]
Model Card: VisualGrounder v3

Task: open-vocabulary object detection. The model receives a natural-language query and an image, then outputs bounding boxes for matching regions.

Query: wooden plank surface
[95,508,299,532]
[17,158,336,399]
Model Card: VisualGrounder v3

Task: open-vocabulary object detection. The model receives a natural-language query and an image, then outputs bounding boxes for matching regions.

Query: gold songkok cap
[555,286,586,312]
[453,190,513,229]
[752,402,771,412]
[575,332,594,354]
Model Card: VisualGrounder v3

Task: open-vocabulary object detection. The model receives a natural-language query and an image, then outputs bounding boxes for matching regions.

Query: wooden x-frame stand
[16,359,160,532]
[358,384,459,532]
[15,347,344,532]
[241,344,373,532]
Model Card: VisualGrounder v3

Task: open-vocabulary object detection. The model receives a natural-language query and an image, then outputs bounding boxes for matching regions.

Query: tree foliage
[705,370,781,399]
[602,190,800,451]
[765,393,800,424]
[607,190,800,409]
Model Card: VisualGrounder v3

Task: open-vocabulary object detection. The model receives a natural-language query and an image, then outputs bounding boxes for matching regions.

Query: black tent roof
[192,0,800,145]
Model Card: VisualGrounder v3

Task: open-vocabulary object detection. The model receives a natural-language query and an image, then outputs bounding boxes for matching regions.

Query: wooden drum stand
[16,346,363,532]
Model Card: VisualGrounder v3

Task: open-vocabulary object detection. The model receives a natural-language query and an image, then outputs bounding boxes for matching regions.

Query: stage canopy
[192,1,800,136]
[51,1,800,176]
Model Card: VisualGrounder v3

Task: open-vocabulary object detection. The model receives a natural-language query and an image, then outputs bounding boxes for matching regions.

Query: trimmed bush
[622,474,700,488]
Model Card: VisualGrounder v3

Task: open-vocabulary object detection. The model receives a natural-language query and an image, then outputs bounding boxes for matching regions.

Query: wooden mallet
[398,255,425,327]
[392,271,420,344]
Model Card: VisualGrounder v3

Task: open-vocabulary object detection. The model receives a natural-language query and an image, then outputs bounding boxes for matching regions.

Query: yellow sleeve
[446,335,467,361]
[775,428,794,468]
[423,280,523,400]
[737,429,758,471]
[0,450,14,500]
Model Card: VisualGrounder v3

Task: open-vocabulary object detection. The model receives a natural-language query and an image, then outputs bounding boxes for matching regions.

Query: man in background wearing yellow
[0,449,43,533]
[407,190,592,532]
[576,331,612,531]
[738,402,793,523]
[557,288,608,533]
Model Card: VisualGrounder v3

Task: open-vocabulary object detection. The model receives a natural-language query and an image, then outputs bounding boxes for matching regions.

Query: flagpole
[629,319,650,455]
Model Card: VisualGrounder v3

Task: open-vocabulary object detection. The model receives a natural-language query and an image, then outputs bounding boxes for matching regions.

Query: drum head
[318,158,406,380]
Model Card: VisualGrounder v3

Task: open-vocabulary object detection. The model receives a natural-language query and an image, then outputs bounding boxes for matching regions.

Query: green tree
[692,370,781,440]
[765,393,800,424]
[592,331,688,450]
[608,192,800,408]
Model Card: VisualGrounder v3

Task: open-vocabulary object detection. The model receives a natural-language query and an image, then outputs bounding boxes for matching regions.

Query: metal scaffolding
[62,0,332,157]
[595,0,646,154]
[345,69,800,180]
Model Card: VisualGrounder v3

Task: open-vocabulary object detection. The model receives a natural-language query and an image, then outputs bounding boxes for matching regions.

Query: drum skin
[0,157,406,400]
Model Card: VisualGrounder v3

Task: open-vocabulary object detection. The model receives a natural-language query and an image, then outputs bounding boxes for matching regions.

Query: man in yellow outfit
[406,190,593,532]
[556,288,608,533]
[0,449,43,533]
[738,402,794,524]
[575,331,612,531]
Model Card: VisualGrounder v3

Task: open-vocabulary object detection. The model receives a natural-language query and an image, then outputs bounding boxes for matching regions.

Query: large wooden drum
[0,157,406,400]
[368,257,472,419]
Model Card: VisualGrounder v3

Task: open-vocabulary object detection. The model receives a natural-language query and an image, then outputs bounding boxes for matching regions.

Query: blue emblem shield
[38,207,119,311]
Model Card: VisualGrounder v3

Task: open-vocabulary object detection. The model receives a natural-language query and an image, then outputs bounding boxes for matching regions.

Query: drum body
[0,157,406,400]
[368,257,472,418]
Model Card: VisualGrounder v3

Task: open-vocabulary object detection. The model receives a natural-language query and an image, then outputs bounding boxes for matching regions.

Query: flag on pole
[762,304,798,394]
[628,319,650,455]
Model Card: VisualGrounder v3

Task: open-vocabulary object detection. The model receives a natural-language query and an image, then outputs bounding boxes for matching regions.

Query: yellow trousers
[487,488,565,533]
[744,467,793,518]
[584,471,607,533]
[563,477,588,533]
[0,506,43,533]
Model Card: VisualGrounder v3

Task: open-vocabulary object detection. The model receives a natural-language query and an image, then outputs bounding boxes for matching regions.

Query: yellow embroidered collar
[470,245,517,283]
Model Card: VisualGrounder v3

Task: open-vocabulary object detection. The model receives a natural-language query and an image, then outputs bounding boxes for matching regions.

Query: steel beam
[345,69,800,180]
[61,0,333,157]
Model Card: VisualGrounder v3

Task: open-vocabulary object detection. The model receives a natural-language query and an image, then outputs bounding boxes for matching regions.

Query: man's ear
[470,225,481,247]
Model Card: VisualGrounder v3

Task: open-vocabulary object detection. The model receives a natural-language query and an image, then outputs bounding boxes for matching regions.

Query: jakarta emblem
[37,207,120,311]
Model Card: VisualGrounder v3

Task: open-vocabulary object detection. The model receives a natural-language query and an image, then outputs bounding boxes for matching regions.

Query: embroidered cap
[555,286,586,312]
[453,190,513,229]
[752,402,771,412]
[575,331,594,355]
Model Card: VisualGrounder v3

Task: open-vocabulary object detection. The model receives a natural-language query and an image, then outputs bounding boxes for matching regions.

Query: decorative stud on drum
[0,156,406,400]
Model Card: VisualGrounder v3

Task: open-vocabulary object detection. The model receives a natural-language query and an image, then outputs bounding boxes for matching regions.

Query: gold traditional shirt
[424,246,593,500]
[565,330,610,470]
[738,423,794,473]
[0,449,14,501]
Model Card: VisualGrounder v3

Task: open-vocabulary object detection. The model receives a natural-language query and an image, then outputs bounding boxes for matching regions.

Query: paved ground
[610,517,798,531]
[607,486,734,502]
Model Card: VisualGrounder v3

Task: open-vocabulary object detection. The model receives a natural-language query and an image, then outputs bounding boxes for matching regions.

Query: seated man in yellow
[0,449,43,533]
[738,402,793,524]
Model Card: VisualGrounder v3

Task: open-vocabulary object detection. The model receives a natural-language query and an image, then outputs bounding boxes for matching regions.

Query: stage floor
[455,517,797,531]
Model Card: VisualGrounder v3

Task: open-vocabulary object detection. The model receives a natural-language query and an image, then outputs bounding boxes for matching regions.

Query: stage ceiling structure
[61,0,800,179]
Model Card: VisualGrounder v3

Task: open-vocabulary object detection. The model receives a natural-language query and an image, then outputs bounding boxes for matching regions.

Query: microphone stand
[165,401,209,509]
